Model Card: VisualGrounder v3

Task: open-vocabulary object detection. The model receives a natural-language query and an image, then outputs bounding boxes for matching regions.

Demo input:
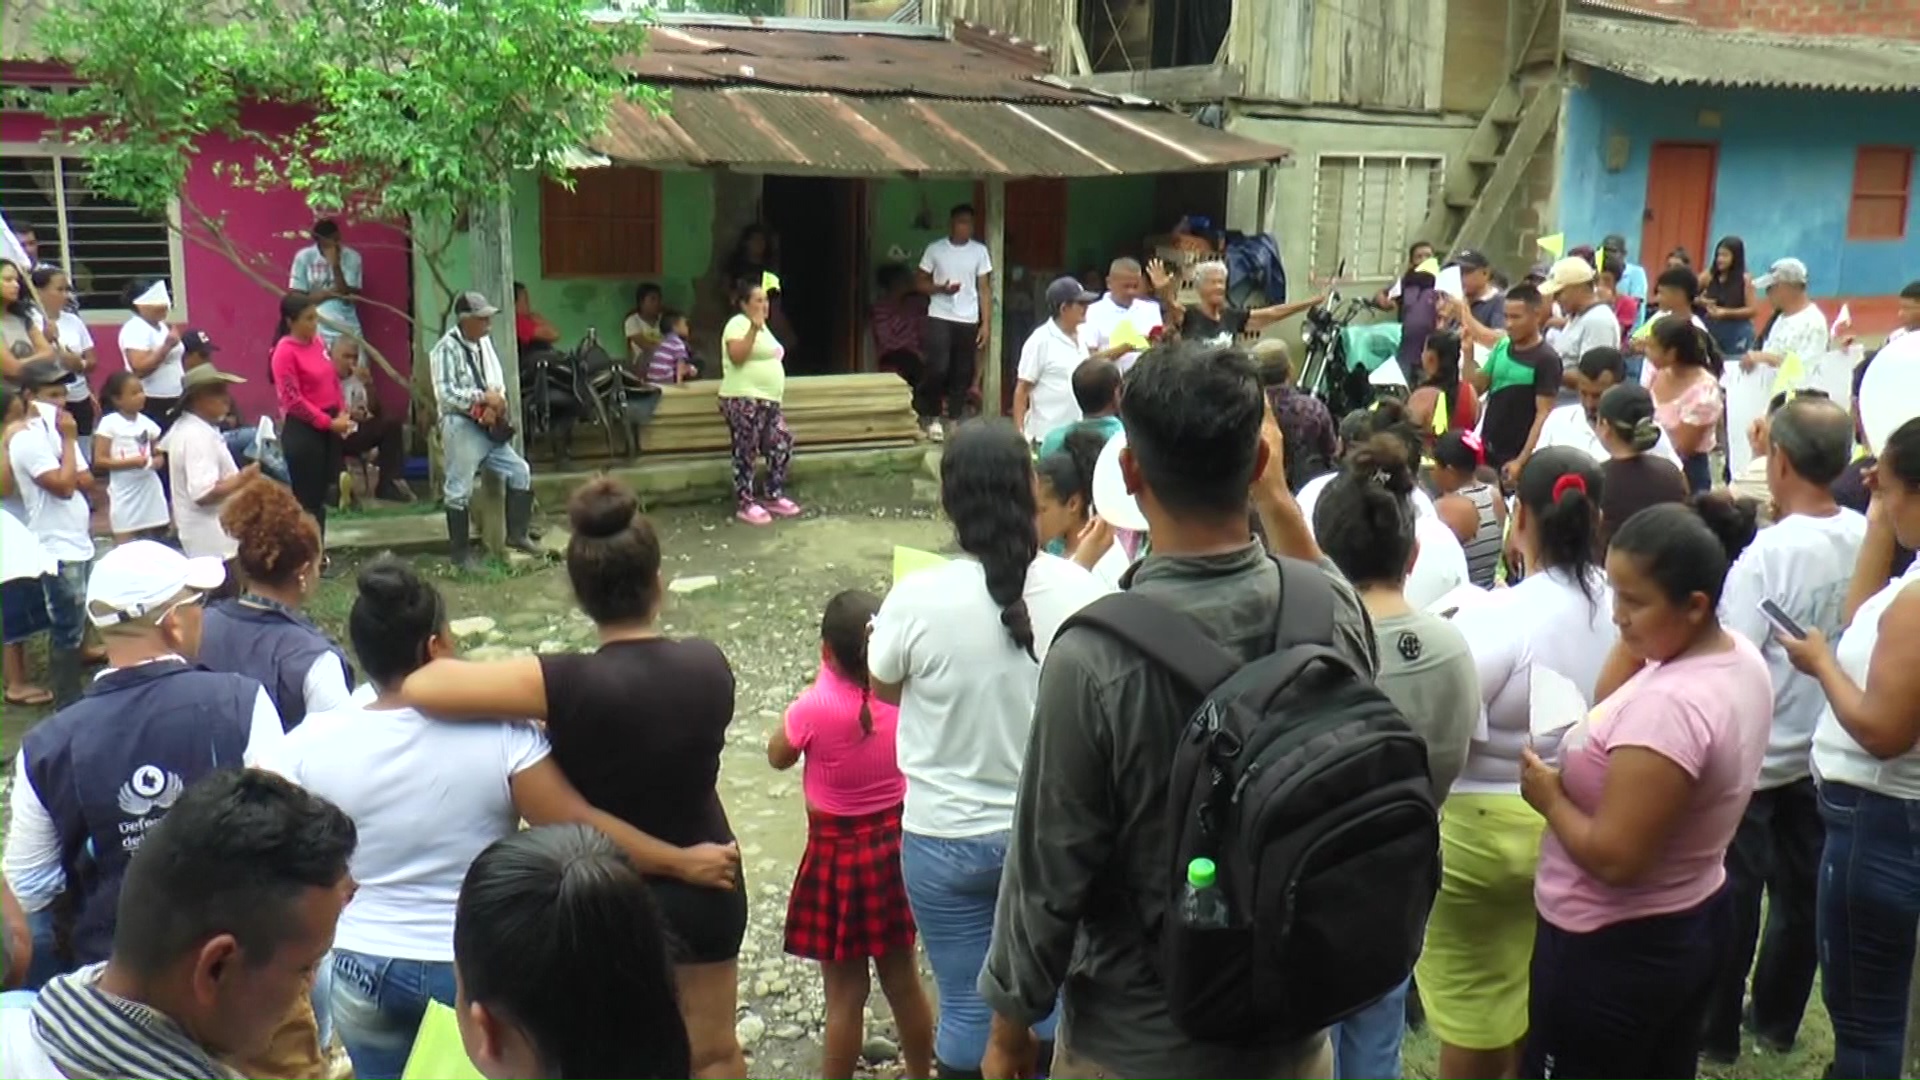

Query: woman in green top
[720,282,798,526]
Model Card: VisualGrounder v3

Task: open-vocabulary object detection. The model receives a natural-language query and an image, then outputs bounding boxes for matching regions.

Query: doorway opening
[761,175,869,376]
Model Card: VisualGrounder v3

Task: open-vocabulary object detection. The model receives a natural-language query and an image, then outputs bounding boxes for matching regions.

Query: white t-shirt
[1536,401,1684,468]
[289,244,364,337]
[1726,303,1830,476]
[1294,472,1466,609]
[1080,294,1163,370]
[623,313,661,362]
[1016,320,1088,442]
[1451,567,1617,795]
[52,311,94,402]
[1719,508,1867,788]
[1813,563,1920,797]
[94,411,169,534]
[869,553,1110,838]
[1552,301,1623,374]
[117,316,185,398]
[918,238,993,324]
[267,704,549,961]
[159,411,239,560]
[7,410,94,564]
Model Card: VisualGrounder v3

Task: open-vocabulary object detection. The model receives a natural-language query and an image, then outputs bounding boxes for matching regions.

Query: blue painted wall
[1559,71,1920,297]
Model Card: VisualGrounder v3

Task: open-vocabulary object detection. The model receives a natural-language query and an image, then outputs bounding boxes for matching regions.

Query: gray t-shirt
[1554,300,1623,373]
[1372,610,1481,800]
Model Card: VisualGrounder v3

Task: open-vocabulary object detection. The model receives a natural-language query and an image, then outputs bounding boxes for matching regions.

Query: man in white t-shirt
[1738,258,1829,476]
[1539,256,1621,389]
[1016,277,1102,444]
[1705,395,1864,1060]
[914,204,994,439]
[288,218,364,343]
[1079,258,1164,371]
[7,362,96,705]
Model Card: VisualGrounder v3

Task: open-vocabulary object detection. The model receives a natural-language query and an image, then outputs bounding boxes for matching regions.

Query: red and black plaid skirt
[784,804,916,963]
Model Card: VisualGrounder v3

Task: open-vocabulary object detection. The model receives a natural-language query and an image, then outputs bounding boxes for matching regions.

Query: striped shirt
[1457,482,1503,588]
[21,964,241,1079]
[649,333,689,384]
[427,327,503,415]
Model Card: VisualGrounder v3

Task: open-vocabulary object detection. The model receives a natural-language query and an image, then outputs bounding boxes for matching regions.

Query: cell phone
[1758,599,1806,640]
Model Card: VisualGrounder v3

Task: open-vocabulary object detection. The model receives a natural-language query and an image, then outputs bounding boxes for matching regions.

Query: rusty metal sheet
[1567,14,1920,93]
[592,87,1290,178]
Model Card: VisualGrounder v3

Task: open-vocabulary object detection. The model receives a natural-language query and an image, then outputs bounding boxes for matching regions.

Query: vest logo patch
[117,765,185,818]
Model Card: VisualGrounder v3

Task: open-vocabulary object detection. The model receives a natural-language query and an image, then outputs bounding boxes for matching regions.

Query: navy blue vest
[21,660,258,965]
[196,597,353,731]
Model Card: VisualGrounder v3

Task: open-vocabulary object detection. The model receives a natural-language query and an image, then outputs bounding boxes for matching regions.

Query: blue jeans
[900,831,1058,1072]
[1817,781,1920,1079]
[439,416,531,511]
[1333,977,1409,1079]
[330,949,457,1080]
[42,558,89,651]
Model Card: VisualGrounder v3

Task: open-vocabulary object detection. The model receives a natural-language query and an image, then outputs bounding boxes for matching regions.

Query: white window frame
[1307,152,1445,284]
[2,140,190,323]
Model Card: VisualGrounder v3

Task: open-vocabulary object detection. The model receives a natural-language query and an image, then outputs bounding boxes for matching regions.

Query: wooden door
[1640,143,1717,269]
[973,179,1068,273]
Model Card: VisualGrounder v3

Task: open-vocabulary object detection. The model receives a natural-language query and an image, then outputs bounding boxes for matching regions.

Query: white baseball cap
[86,540,227,627]
[1536,257,1597,297]
[1755,257,1809,289]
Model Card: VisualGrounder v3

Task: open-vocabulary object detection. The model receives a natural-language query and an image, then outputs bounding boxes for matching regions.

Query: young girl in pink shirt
[768,590,934,1080]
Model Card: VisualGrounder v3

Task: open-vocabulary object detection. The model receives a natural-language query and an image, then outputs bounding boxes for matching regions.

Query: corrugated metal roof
[594,87,1289,178]
[626,21,1075,103]
[1566,14,1920,92]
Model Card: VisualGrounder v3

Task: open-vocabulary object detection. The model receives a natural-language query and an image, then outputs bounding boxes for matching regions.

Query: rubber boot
[504,489,542,556]
[47,647,83,710]
[445,507,479,571]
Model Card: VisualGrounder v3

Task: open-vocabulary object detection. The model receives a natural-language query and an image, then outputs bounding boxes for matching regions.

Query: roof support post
[983,175,1008,418]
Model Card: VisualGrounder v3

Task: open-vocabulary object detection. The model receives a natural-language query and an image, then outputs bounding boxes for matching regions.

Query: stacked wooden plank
[531,372,921,465]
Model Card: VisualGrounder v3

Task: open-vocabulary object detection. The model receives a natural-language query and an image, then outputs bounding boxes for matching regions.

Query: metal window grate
[1309,153,1443,282]
[1,151,181,314]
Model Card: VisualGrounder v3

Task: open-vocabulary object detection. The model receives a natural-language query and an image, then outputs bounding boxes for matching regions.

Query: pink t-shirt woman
[1535,634,1772,932]
[785,663,905,816]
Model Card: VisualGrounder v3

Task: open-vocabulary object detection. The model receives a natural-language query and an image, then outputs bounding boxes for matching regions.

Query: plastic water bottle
[1180,857,1229,929]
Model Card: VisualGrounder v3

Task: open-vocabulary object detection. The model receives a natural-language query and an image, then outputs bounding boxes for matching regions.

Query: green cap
[1187,857,1217,889]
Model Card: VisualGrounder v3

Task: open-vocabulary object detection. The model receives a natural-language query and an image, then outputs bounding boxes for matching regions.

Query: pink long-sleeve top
[271,334,344,432]
[785,663,905,817]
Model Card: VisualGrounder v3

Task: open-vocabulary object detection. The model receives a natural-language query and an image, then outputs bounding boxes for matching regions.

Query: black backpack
[1059,554,1440,1042]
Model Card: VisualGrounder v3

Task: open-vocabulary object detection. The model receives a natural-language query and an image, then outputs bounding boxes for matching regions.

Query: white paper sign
[1369,359,1409,388]
[1435,264,1465,301]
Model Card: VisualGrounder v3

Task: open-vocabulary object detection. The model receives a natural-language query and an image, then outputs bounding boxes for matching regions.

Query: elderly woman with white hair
[1154,260,1326,347]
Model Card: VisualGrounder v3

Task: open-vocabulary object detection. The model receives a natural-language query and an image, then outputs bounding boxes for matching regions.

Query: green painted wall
[867,178,975,280]
[413,169,716,346]
[1064,175,1159,274]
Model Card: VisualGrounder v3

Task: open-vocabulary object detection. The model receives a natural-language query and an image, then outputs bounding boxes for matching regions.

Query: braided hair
[822,590,882,736]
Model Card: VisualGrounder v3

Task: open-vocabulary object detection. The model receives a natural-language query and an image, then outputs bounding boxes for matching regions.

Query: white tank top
[1812,563,1920,797]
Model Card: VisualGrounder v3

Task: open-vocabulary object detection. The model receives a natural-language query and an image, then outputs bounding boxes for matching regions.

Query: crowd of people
[9,198,1920,1080]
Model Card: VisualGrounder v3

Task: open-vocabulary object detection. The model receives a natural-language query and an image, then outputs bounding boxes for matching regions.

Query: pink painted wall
[1,84,413,419]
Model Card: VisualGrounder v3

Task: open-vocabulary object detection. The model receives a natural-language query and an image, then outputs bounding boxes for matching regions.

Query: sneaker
[929,419,945,443]
[765,497,801,518]
[736,503,773,526]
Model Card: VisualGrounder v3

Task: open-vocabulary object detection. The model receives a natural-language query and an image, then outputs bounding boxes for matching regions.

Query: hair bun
[355,559,421,608]
[1344,433,1415,497]
[568,477,640,540]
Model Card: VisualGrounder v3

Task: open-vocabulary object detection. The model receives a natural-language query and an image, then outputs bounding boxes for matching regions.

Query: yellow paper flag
[762,270,782,294]
[402,1001,486,1080]
[1109,318,1149,352]
[893,546,948,583]
[1414,257,1441,277]
[1537,233,1566,259]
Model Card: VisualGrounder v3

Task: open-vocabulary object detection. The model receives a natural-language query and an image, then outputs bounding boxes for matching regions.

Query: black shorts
[649,872,748,965]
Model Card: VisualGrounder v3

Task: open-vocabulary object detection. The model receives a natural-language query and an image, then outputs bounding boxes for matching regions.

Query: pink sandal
[736,503,773,526]
[765,497,801,518]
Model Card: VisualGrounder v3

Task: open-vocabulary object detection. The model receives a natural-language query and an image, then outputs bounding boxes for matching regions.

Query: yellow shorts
[1415,792,1546,1051]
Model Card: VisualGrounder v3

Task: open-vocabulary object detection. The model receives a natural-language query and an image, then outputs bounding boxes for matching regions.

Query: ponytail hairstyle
[1689,490,1761,567]
[274,291,317,341]
[1596,383,1664,455]
[1033,425,1108,526]
[1314,433,1418,588]
[1653,313,1725,379]
[821,590,882,736]
[940,420,1039,660]
[1424,329,1463,421]
[1610,501,1737,613]
[1516,447,1606,607]
[349,557,448,690]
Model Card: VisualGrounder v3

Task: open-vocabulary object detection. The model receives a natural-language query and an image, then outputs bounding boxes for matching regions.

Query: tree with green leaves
[34,0,658,380]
